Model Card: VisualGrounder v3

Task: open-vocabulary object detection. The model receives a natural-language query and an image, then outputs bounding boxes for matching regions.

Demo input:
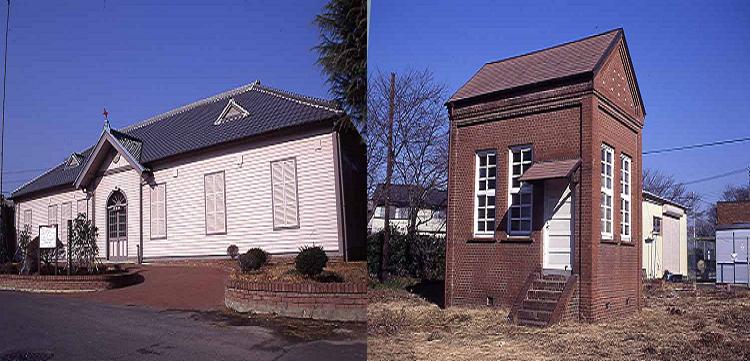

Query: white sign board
[39,225,58,249]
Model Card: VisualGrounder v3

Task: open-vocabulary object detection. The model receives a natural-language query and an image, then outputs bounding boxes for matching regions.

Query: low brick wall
[0,271,140,293]
[225,278,367,322]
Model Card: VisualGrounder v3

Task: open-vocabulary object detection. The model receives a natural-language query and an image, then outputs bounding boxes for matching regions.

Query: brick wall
[0,271,140,292]
[446,39,644,323]
[717,201,750,226]
[224,278,366,322]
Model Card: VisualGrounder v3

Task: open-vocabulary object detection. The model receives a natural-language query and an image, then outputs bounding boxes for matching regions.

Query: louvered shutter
[283,160,298,226]
[77,199,87,218]
[214,173,226,233]
[271,159,299,229]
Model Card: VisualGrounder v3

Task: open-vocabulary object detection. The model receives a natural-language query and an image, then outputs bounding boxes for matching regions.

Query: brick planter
[0,271,140,293]
[225,278,367,322]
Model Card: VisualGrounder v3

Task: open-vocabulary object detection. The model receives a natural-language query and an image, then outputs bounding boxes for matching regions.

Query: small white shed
[716,224,750,284]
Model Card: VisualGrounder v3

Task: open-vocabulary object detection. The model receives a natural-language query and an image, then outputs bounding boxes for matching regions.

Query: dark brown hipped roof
[449,29,622,103]
[519,159,581,182]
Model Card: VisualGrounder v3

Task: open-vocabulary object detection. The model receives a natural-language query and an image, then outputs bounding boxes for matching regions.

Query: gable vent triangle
[215,98,250,125]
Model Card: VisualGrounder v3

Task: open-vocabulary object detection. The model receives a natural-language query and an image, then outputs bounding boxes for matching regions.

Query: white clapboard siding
[142,132,340,258]
[15,188,89,241]
[16,131,340,260]
[93,152,143,259]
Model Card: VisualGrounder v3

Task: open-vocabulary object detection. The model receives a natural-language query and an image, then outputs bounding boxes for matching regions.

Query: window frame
[619,154,632,241]
[47,204,58,227]
[474,150,497,237]
[508,145,533,236]
[600,144,614,240]
[270,157,300,231]
[76,199,88,219]
[23,209,32,231]
[204,171,227,235]
[652,216,662,235]
[150,183,168,240]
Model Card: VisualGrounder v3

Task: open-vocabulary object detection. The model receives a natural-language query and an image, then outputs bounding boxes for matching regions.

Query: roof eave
[73,130,147,189]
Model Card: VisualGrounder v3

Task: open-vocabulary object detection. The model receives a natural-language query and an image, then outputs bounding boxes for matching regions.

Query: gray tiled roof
[11,82,342,199]
[449,29,622,103]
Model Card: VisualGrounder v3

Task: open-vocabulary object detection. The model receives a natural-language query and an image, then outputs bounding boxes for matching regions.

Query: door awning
[519,158,581,182]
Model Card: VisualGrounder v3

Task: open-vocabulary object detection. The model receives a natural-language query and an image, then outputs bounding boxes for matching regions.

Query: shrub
[238,248,268,273]
[70,214,99,274]
[367,230,445,280]
[295,245,328,277]
[227,244,239,260]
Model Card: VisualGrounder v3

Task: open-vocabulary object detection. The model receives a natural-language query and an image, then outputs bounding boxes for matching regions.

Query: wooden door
[107,191,127,260]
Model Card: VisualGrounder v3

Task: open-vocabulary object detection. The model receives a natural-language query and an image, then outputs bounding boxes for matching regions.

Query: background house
[641,191,688,279]
[11,82,366,262]
[715,200,750,284]
[368,184,447,236]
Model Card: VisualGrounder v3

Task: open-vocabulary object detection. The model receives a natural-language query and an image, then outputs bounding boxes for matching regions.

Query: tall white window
[77,199,87,218]
[48,204,58,228]
[600,144,614,239]
[151,184,167,239]
[509,146,533,235]
[620,155,632,240]
[205,172,226,234]
[474,151,496,236]
[61,202,72,242]
[271,158,299,229]
[23,209,32,231]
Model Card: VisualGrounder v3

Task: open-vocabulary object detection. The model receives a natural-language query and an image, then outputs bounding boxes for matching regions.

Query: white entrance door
[543,179,574,271]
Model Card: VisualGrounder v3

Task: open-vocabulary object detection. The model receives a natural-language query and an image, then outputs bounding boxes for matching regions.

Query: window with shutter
[61,202,72,242]
[151,183,167,238]
[23,209,32,232]
[48,204,58,227]
[204,172,226,234]
[77,199,87,218]
[271,158,299,230]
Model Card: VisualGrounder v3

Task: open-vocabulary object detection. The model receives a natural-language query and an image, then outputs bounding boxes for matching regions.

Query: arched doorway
[107,190,127,260]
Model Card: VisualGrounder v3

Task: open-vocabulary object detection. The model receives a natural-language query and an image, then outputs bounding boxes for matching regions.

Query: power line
[644,135,750,155]
[682,167,749,186]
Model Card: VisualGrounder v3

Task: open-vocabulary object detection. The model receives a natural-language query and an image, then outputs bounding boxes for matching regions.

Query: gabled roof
[448,28,623,103]
[11,81,343,200]
[370,184,447,209]
[74,129,147,189]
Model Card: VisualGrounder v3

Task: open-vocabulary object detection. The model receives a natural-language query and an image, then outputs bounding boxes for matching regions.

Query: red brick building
[444,29,645,324]
[716,200,750,226]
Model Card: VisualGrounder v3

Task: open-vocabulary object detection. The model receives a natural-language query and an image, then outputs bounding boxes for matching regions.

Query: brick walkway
[63,263,229,311]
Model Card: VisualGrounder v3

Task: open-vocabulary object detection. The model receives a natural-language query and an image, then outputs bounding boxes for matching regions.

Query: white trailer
[716,225,750,284]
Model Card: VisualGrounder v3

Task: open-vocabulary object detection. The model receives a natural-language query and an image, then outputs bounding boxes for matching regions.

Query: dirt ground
[368,280,750,361]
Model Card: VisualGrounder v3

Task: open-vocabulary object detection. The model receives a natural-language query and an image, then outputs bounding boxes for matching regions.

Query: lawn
[368,279,750,361]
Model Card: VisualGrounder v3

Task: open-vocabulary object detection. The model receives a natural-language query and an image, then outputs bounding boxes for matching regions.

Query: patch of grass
[368,282,750,361]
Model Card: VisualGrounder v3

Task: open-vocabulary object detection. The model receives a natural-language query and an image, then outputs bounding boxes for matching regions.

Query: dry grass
[230,261,368,284]
[368,281,750,361]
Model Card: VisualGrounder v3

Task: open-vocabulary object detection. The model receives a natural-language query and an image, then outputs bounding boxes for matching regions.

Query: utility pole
[0,0,9,200]
[379,72,395,282]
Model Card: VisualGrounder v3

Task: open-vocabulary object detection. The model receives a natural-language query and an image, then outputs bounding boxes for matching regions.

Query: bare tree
[643,168,701,213]
[368,69,449,235]
[694,183,750,237]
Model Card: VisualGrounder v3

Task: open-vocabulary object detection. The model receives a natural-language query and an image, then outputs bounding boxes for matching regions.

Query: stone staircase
[510,272,577,327]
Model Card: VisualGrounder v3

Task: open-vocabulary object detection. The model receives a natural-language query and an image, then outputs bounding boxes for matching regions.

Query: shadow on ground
[186,308,367,343]
[407,279,445,308]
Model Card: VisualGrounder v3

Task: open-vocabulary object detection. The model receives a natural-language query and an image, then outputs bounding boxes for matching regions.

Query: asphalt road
[0,291,366,361]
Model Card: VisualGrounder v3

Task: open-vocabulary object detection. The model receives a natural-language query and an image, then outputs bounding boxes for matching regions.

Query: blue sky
[369,0,750,206]
[0,0,330,196]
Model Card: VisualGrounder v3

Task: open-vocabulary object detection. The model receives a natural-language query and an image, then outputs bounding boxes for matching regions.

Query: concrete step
[540,274,568,282]
[530,279,566,292]
[522,299,557,312]
[516,319,548,328]
[526,289,563,301]
[517,309,552,322]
